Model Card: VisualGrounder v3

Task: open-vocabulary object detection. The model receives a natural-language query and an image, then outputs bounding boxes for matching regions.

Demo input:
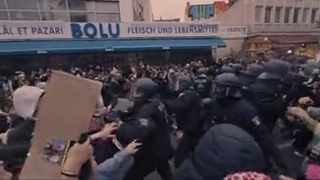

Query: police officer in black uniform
[240,64,264,99]
[163,75,201,168]
[194,68,211,98]
[249,60,290,131]
[116,78,173,180]
[240,64,264,88]
[230,63,244,76]
[220,65,235,74]
[203,72,289,176]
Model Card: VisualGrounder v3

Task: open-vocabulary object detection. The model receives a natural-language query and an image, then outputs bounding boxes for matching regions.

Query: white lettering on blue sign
[71,23,120,39]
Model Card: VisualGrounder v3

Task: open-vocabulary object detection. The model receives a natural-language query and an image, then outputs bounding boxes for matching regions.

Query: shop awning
[267,35,318,44]
[0,38,226,55]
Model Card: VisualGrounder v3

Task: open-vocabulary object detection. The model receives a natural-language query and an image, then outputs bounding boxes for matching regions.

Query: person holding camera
[61,123,141,180]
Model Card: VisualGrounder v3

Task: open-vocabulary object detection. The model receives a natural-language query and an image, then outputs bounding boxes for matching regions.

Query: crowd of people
[0,56,319,180]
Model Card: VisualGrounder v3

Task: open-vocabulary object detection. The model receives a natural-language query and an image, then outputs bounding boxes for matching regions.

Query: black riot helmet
[230,63,244,73]
[130,78,158,102]
[243,64,264,77]
[211,73,242,99]
[257,60,290,81]
[174,75,194,92]
[196,67,207,76]
[221,65,235,73]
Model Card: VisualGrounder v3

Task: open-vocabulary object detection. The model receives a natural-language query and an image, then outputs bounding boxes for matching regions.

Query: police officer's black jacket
[164,89,201,135]
[116,99,173,160]
[204,98,289,175]
[249,82,287,131]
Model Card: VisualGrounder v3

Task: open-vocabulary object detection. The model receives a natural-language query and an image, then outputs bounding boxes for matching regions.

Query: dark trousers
[174,134,198,168]
[292,127,313,152]
[123,157,172,180]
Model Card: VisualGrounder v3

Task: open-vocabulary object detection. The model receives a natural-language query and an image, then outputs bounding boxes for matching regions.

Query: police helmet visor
[174,80,181,92]
[211,83,241,98]
[196,84,204,92]
[213,84,228,93]
[211,84,230,98]
[129,87,143,101]
[257,72,281,80]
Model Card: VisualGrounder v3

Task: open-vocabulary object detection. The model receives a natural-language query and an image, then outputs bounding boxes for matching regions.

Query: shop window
[293,8,300,23]
[254,6,263,23]
[38,0,67,10]
[264,6,272,23]
[7,0,38,10]
[274,7,282,23]
[311,8,319,23]
[284,7,292,23]
[96,13,120,22]
[41,11,69,21]
[302,8,310,23]
[10,11,40,20]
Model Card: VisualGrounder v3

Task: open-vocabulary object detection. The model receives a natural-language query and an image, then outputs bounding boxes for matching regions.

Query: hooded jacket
[174,124,266,180]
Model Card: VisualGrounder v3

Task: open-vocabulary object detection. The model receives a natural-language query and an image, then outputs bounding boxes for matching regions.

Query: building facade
[0,0,152,23]
[214,0,320,58]
[184,1,229,22]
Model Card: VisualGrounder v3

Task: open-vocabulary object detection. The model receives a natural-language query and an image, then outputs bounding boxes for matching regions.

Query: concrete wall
[214,0,250,57]
[214,0,320,57]
[119,0,152,22]
[214,0,252,25]
[217,38,245,58]
[249,0,320,35]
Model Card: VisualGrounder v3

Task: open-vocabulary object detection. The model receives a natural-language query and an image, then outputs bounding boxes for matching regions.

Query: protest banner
[20,71,102,179]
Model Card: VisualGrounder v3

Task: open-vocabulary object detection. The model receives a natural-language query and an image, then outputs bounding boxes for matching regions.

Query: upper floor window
[96,13,120,22]
[302,8,310,23]
[255,6,263,23]
[293,8,300,23]
[10,11,40,20]
[284,7,292,23]
[39,0,68,11]
[68,0,87,11]
[311,8,319,23]
[0,0,6,9]
[0,11,8,20]
[70,12,95,22]
[95,1,119,12]
[274,7,282,23]
[264,6,272,23]
[41,11,69,21]
[7,0,38,10]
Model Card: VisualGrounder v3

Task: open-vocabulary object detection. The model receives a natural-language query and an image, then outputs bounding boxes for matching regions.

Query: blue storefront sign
[70,23,120,39]
[70,22,219,39]
[0,21,247,40]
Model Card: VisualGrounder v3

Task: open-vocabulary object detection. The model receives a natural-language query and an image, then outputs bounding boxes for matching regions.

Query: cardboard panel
[20,71,102,179]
